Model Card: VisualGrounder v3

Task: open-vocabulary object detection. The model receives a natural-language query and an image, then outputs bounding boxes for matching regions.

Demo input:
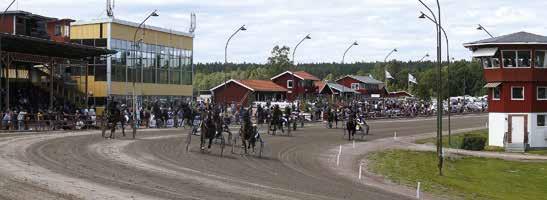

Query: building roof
[72,17,194,38]
[210,79,288,92]
[464,31,547,47]
[238,80,288,92]
[270,70,320,81]
[324,82,357,93]
[0,32,116,59]
[337,75,383,85]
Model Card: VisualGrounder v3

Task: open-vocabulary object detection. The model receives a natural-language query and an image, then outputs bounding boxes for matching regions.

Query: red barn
[335,75,386,97]
[464,31,547,151]
[210,79,288,106]
[271,71,320,101]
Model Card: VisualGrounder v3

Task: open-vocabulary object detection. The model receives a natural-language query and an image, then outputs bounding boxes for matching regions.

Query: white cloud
[3,0,546,63]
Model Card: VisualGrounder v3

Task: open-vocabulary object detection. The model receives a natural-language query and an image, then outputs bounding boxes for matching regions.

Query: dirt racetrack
[0,114,487,200]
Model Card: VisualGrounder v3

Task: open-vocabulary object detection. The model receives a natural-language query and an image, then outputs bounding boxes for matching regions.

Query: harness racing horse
[199,110,226,156]
[234,108,264,157]
[238,109,255,154]
[346,114,357,141]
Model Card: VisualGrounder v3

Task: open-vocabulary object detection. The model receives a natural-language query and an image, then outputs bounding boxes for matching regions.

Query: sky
[5,0,547,64]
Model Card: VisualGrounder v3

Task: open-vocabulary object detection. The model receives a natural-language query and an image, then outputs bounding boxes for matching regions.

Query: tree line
[194,45,486,100]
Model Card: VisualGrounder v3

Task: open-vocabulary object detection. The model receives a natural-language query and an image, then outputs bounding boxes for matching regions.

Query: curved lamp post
[291,34,311,102]
[292,34,311,65]
[223,25,247,105]
[418,0,443,176]
[419,11,452,147]
[131,9,159,139]
[419,53,430,62]
[477,24,494,38]
[383,48,398,90]
[341,41,358,64]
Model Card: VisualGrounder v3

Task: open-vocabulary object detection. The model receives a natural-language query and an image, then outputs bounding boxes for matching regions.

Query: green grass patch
[527,149,547,156]
[415,130,488,149]
[368,150,547,200]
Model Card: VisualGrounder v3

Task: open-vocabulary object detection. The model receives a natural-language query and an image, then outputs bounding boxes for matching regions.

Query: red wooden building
[464,31,547,151]
[335,75,386,97]
[0,11,73,43]
[270,71,320,101]
[210,79,288,106]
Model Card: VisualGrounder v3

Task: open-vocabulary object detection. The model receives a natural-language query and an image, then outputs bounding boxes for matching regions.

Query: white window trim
[502,50,532,68]
[535,50,547,69]
[492,87,501,101]
[287,80,293,89]
[511,86,525,101]
[537,86,547,101]
[351,83,360,90]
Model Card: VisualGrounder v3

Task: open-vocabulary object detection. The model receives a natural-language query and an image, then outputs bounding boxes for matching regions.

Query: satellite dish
[106,0,114,17]
[189,13,196,34]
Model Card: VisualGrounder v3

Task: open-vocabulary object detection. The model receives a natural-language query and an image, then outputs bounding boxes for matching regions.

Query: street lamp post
[223,25,246,106]
[477,24,494,38]
[0,0,16,112]
[419,53,430,62]
[420,11,452,146]
[341,41,358,101]
[418,0,443,176]
[383,48,397,90]
[341,41,358,64]
[132,10,159,139]
[291,34,311,102]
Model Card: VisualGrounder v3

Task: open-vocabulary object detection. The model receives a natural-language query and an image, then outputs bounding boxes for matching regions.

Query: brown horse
[200,111,216,150]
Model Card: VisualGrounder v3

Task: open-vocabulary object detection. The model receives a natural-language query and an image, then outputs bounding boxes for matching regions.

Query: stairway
[505,143,526,153]
[32,66,87,108]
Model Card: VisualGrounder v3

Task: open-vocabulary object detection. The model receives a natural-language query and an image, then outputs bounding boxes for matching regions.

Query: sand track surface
[0,114,487,199]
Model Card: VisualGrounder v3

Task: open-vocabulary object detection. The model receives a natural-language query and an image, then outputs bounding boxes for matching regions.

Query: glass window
[538,115,546,127]
[503,51,516,68]
[351,83,359,90]
[536,51,547,68]
[511,87,524,100]
[287,80,293,88]
[517,51,531,67]
[538,87,547,100]
[482,57,492,69]
[492,87,501,100]
[54,25,62,36]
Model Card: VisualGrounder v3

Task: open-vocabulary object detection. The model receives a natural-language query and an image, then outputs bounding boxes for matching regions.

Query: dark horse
[200,111,217,150]
[346,114,357,141]
[103,102,125,139]
[239,109,257,154]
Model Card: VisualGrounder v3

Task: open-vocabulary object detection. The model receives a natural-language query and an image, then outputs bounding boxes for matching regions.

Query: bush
[461,134,487,151]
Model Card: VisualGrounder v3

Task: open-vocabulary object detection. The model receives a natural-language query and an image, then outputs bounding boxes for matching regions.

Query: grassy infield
[368,130,547,200]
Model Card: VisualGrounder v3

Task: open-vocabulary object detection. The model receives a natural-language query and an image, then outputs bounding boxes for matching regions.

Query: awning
[484,82,502,88]
[472,47,498,57]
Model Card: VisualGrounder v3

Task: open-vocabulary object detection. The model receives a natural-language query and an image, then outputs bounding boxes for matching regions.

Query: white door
[511,116,525,143]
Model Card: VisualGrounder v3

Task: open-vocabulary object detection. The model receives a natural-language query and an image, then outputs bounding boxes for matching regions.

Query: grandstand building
[70,17,194,110]
[0,11,114,112]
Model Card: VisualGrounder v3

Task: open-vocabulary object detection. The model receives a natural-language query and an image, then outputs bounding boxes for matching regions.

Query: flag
[369,74,374,79]
[408,73,418,84]
[385,70,394,80]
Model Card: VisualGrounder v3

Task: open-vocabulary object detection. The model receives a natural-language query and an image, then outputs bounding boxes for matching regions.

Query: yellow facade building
[70,18,194,109]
